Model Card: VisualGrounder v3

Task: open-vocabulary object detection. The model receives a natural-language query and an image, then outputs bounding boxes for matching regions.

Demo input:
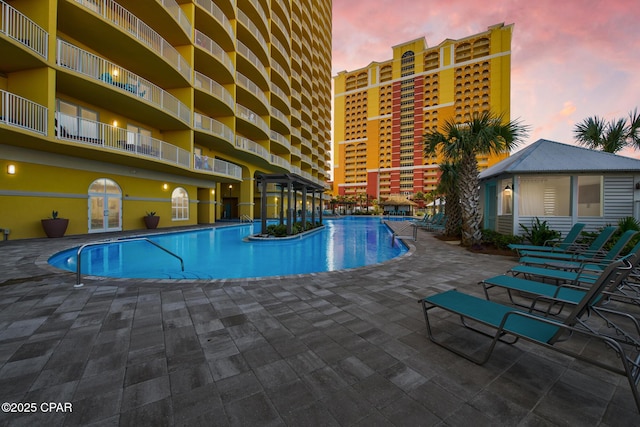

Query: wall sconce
[112,69,119,77]
[112,120,118,127]
[228,184,232,196]
[7,164,16,175]
[635,182,640,190]
[504,185,512,193]
[163,183,169,190]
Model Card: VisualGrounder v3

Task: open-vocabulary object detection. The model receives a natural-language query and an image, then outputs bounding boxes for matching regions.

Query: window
[518,176,570,216]
[57,100,98,140]
[578,176,603,216]
[172,187,189,220]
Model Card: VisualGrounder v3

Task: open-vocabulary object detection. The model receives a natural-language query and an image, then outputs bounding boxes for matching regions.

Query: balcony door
[88,178,122,233]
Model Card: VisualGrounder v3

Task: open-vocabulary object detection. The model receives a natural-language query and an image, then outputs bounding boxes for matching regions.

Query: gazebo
[256,173,326,235]
[380,195,417,216]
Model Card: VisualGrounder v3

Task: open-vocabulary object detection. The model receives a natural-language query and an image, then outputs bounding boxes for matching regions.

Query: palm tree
[573,108,640,153]
[424,111,529,247]
[437,162,462,238]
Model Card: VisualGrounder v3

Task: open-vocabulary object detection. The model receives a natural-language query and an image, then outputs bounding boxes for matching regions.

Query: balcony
[56,112,190,167]
[0,90,47,135]
[115,0,191,43]
[237,40,268,87]
[194,30,235,81]
[57,39,190,127]
[236,104,269,138]
[0,1,48,71]
[194,154,242,180]
[60,0,191,86]
[194,71,234,114]
[235,135,270,163]
[236,72,269,112]
[193,112,234,147]
[194,0,234,48]
[270,153,291,170]
[270,130,291,152]
[236,9,268,61]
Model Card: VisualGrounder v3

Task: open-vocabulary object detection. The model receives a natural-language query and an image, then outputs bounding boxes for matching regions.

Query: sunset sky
[331,0,640,157]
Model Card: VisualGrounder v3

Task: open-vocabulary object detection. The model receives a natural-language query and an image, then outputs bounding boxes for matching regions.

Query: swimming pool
[48,217,408,279]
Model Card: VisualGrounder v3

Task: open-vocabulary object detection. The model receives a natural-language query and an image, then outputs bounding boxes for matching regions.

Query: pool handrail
[76,237,184,287]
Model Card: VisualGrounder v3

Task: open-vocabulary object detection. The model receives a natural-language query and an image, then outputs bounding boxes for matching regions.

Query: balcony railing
[237,10,268,58]
[194,0,233,40]
[0,90,47,134]
[159,0,192,36]
[0,0,48,58]
[235,135,269,163]
[194,154,242,180]
[194,30,234,76]
[74,0,191,82]
[194,71,234,110]
[270,130,290,150]
[193,112,234,145]
[56,112,190,167]
[270,154,290,170]
[237,40,267,81]
[236,104,269,136]
[57,39,190,125]
[236,72,269,107]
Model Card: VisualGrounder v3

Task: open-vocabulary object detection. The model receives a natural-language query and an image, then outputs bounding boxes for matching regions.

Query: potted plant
[41,210,69,238]
[144,211,160,229]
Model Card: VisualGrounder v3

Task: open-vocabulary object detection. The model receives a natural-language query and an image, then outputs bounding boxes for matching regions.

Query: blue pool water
[48,217,408,279]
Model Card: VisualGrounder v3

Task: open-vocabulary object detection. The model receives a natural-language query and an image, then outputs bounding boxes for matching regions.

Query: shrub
[481,229,524,250]
[519,218,560,246]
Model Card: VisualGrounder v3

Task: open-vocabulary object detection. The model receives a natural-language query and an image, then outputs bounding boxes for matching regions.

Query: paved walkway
[0,223,638,426]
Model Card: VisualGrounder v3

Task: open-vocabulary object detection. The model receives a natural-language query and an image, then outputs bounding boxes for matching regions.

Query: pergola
[256,173,326,235]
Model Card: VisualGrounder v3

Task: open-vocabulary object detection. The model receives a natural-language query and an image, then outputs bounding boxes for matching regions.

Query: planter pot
[144,216,160,229]
[41,218,69,238]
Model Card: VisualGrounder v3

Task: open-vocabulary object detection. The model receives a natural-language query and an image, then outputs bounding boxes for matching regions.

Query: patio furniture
[517,226,618,261]
[418,259,640,413]
[508,223,586,255]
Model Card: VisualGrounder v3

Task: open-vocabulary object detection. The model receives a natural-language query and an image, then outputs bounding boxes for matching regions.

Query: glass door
[88,178,122,233]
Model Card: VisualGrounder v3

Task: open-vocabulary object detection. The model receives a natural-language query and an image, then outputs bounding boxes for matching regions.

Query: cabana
[479,139,640,237]
[380,194,417,216]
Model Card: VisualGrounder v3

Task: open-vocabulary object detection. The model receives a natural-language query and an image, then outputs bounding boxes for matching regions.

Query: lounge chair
[517,225,618,261]
[508,223,586,255]
[418,259,640,413]
[410,213,431,226]
[481,255,640,347]
[519,229,637,269]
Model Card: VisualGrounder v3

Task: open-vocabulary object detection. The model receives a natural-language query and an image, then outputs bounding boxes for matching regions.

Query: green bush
[481,229,524,250]
[519,218,560,246]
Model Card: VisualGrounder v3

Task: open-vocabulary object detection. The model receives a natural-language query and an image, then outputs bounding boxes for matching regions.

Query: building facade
[0,0,332,239]
[332,23,512,204]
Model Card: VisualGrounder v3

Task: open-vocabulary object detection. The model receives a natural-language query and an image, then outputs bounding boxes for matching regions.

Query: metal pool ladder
[75,237,184,287]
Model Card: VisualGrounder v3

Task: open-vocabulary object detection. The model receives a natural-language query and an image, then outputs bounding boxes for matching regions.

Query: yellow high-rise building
[332,23,512,204]
[0,0,332,239]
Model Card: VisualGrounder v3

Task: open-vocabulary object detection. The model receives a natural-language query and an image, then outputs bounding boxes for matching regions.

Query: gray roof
[479,139,640,180]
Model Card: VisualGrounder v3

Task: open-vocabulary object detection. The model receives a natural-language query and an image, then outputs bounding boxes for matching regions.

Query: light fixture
[504,185,512,191]
[112,120,118,127]
[112,69,119,77]
[163,183,169,190]
[7,164,16,175]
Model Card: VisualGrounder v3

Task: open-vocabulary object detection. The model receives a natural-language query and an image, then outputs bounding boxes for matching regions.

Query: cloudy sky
[331,0,640,156]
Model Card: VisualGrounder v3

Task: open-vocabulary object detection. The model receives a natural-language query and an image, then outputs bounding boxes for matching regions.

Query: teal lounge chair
[419,259,640,413]
[518,225,618,261]
[519,229,637,269]
[508,223,586,255]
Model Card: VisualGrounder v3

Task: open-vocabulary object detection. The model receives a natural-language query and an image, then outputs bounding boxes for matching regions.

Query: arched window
[172,187,189,220]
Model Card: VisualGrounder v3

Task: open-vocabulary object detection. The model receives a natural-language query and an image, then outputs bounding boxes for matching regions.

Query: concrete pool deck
[0,222,638,426]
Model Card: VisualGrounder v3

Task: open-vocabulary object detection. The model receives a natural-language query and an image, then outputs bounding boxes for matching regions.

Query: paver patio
[0,222,638,426]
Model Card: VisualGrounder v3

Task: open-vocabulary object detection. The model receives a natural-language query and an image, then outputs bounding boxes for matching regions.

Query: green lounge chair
[508,223,586,255]
[418,259,640,413]
[519,229,637,269]
[517,225,618,261]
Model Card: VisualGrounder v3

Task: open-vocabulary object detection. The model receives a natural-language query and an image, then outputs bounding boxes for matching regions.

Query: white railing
[270,154,291,170]
[271,13,290,40]
[0,90,47,134]
[237,40,268,81]
[194,0,233,40]
[236,72,269,107]
[235,135,270,162]
[290,145,301,157]
[194,71,234,110]
[248,0,268,33]
[270,82,288,103]
[0,0,48,58]
[271,130,291,150]
[194,29,234,75]
[193,113,234,144]
[274,0,290,21]
[237,10,268,58]
[271,106,290,129]
[74,0,191,82]
[301,153,312,165]
[194,154,242,179]
[291,166,301,175]
[57,39,190,125]
[158,0,191,36]
[271,35,290,60]
[236,104,269,135]
[56,112,190,167]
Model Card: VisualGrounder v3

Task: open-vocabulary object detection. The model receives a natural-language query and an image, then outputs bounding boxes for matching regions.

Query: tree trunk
[443,189,462,238]
[458,153,482,247]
